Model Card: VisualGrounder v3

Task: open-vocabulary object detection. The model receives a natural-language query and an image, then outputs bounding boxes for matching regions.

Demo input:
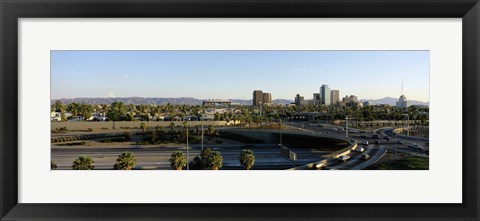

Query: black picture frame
[1,0,479,220]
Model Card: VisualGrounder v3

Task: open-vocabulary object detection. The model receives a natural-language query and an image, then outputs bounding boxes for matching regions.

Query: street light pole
[280,118,283,146]
[402,114,410,137]
[415,127,419,155]
[395,132,398,159]
[186,121,189,170]
[259,102,262,116]
[345,115,352,138]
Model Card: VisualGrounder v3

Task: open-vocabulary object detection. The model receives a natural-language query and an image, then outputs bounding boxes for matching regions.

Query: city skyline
[51,50,430,102]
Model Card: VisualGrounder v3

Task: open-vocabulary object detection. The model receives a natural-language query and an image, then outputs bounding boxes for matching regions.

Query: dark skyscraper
[253,90,264,106]
[263,93,272,104]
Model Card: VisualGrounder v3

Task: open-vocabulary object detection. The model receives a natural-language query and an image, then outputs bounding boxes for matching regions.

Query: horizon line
[51,96,430,103]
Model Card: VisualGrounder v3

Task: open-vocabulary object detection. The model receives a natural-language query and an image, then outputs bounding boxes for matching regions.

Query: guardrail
[287,159,328,170]
[240,128,358,158]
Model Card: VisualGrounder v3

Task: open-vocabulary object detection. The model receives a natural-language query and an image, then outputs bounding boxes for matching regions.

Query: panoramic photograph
[50,50,429,170]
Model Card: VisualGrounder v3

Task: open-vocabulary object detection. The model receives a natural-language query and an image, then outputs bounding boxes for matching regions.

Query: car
[361,153,370,160]
[355,147,365,152]
[338,155,351,162]
[362,140,369,145]
[314,162,327,169]
[331,128,338,131]
[374,140,380,144]
[360,131,366,134]
[384,136,390,139]
[372,134,379,139]
[360,135,367,138]
[395,140,404,144]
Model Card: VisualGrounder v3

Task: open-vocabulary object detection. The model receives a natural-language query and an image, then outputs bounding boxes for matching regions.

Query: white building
[396,95,409,108]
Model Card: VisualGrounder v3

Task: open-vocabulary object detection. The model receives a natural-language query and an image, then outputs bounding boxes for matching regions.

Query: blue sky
[51,50,429,102]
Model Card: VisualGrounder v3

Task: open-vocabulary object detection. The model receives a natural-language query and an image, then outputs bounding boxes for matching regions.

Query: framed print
[1,0,479,220]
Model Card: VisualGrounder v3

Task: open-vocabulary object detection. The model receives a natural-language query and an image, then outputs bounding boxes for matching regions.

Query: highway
[52,144,325,170]
[52,122,427,170]
[286,122,428,169]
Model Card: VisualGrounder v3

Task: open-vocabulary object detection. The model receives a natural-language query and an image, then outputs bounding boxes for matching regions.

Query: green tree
[125,113,134,121]
[206,151,223,170]
[207,125,216,136]
[60,112,67,122]
[72,155,95,170]
[107,102,126,121]
[200,147,212,168]
[123,131,131,141]
[113,152,136,170]
[239,149,255,170]
[169,151,187,170]
[51,161,58,170]
[189,156,203,170]
[140,122,147,135]
[54,100,64,112]
[79,103,93,121]
[169,122,175,130]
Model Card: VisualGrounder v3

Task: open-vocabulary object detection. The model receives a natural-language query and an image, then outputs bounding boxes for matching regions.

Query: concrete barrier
[287,159,328,170]
[51,121,229,131]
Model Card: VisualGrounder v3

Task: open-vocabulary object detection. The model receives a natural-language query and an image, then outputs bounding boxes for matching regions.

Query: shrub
[123,131,131,142]
[51,161,58,170]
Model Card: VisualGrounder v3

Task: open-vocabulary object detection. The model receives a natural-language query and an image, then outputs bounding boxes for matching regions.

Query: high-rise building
[396,95,408,108]
[253,90,264,106]
[263,93,272,104]
[396,81,408,108]
[294,94,304,106]
[330,90,339,105]
[313,93,321,105]
[320,84,331,106]
[342,95,359,106]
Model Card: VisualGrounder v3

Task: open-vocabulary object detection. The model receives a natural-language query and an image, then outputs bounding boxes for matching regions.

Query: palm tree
[72,155,94,170]
[207,151,223,170]
[200,147,212,169]
[239,149,255,170]
[207,125,215,136]
[113,152,136,170]
[51,161,58,170]
[169,151,187,170]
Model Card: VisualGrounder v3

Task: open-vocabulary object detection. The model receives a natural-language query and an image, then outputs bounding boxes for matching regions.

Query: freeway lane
[52,144,325,170]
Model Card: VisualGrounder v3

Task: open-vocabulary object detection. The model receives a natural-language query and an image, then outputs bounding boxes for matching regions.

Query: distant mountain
[361,97,429,106]
[51,97,294,106]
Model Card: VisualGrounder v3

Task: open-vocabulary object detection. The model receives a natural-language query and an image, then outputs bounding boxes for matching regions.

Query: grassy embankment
[367,157,429,170]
